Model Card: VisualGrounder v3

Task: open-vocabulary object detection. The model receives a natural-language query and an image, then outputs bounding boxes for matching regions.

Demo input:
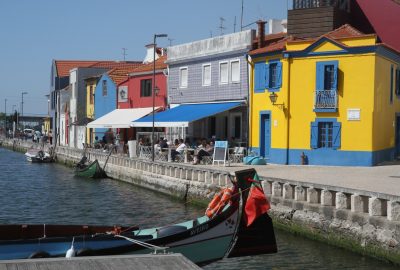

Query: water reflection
[0,148,398,269]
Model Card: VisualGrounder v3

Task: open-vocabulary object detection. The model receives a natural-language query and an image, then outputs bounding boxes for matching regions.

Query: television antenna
[219,17,226,35]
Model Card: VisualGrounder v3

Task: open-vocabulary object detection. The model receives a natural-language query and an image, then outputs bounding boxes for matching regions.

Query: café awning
[87,108,158,129]
[131,102,242,128]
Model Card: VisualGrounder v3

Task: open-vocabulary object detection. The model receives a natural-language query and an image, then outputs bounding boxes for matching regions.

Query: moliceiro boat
[74,157,106,178]
[0,169,276,265]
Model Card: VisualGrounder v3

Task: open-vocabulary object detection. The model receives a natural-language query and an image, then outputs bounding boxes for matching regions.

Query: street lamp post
[4,98,7,133]
[21,91,28,130]
[152,33,168,162]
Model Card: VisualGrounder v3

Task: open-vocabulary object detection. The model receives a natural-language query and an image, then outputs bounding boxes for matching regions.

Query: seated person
[171,139,186,161]
[193,139,214,165]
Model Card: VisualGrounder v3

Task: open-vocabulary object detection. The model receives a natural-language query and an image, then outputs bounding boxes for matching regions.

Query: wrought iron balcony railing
[314,90,337,110]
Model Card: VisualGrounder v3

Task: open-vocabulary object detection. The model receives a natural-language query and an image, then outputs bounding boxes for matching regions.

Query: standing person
[48,130,53,145]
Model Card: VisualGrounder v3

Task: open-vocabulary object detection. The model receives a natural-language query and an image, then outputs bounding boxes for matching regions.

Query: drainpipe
[285,53,291,165]
[246,54,254,154]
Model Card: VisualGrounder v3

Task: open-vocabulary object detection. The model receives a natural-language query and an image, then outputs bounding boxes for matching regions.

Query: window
[269,63,278,88]
[318,122,333,148]
[89,85,94,104]
[254,60,282,92]
[316,61,338,90]
[180,67,188,88]
[202,64,211,86]
[219,62,229,84]
[102,80,107,96]
[324,65,335,90]
[140,79,152,97]
[231,60,240,83]
[310,119,341,150]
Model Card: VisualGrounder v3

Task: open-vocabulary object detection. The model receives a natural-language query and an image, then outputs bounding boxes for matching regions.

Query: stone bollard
[295,186,306,201]
[368,197,385,216]
[219,174,228,186]
[283,183,294,199]
[192,170,198,182]
[262,181,272,195]
[272,182,282,197]
[321,190,333,206]
[307,187,319,204]
[335,192,348,209]
[388,201,400,221]
[351,194,364,213]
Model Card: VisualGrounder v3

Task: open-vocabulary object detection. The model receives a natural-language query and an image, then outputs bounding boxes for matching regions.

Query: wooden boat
[25,149,54,163]
[74,157,106,178]
[0,169,276,265]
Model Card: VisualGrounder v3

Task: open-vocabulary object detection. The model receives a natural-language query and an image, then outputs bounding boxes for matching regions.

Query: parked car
[23,129,34,138]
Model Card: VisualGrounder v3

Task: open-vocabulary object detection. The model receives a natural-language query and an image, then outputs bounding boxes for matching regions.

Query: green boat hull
[75,160,105,178]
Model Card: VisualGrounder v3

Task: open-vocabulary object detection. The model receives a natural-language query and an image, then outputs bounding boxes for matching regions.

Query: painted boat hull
[75,160,105,178]
[0,205,239,265]
[25,150,54,163]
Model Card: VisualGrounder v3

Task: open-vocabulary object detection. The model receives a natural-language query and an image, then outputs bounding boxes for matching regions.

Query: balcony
[314,90,337,112]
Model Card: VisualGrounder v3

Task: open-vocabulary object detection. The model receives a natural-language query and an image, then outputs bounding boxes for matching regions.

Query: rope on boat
[111,234,169,254]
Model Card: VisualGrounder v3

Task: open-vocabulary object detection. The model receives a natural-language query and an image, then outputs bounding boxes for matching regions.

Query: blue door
[260,113,271,158]
[396,116,400,157]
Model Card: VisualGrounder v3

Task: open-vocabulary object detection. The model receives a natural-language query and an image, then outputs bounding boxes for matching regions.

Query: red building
[116,50,167,143]
[118,54,167,110]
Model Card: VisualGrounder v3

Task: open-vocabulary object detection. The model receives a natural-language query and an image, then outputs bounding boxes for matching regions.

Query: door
[260,113,271,158]
[396,116,400,157]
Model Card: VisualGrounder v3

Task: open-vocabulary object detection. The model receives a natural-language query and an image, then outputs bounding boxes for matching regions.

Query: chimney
[143,44,159,64]
[257,20,266,49]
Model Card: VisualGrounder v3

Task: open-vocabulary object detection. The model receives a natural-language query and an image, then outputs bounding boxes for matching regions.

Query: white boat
[24,149,53,163]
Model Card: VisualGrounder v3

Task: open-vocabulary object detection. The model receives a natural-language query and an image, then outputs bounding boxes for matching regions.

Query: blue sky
[0,0,288,115]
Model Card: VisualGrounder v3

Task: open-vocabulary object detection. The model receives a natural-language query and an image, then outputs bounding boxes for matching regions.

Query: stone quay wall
[2,139,400,265]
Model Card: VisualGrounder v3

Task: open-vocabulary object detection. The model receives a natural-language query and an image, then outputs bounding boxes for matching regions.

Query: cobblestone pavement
[195,161,400,197]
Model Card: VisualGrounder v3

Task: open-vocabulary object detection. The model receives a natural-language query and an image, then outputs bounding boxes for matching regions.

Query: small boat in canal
[0,168,276,265]
[74,156,106,178]
[24,149,54,163]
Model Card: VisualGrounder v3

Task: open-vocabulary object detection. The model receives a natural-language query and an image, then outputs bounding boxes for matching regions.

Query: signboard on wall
[347,109,360,121]
[118,86,128,102]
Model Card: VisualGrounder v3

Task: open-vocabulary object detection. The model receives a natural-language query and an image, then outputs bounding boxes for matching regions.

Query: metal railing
[292,0,345,10]
[314,89,337,110]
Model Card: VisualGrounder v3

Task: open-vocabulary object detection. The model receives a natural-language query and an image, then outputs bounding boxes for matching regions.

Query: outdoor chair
[232,147,246,163]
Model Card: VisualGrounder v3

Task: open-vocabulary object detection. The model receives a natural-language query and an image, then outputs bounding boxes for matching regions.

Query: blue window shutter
[316,62,324,90]
[332,62,338,90]
[332,122,341,150]
[254,62,267,92]
[276,61,282,88]
[310,122,318,149]
[265,63,270,89]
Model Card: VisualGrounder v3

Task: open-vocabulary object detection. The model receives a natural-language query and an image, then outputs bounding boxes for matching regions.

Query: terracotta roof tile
[54,60,142,77]
[107,63,146,85]
[129,55,167,75]
[323,24,365,39]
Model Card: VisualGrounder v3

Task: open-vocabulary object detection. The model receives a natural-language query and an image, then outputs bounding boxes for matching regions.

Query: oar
[102,145,116,172]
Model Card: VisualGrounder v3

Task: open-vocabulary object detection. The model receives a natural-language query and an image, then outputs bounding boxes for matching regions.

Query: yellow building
[249,25,400,166]
[85,77,98,145]
[43,117,51,134]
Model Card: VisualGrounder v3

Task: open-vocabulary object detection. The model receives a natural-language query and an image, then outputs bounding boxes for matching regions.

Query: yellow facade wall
[85,79,97,144]
[372,55,400,150]
[288,53,376,151]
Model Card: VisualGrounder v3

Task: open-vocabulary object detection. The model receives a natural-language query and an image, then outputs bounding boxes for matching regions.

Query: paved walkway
[195,162,400,197]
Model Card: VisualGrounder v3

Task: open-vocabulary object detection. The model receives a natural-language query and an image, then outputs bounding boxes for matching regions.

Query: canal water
[0,147,397,269]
